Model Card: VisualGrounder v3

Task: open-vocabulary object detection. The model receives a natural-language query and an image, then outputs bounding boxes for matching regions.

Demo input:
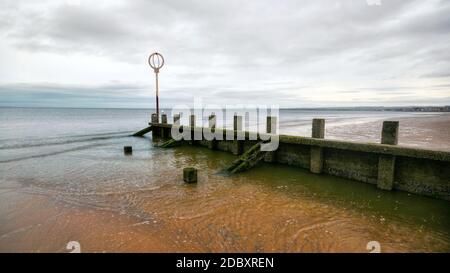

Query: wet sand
[326,113,450,151]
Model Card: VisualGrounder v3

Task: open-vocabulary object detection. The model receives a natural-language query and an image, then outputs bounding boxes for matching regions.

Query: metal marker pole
[148,52,164,123]
[155,71,159,122]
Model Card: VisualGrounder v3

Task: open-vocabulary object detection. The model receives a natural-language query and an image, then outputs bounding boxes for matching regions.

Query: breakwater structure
[133,113,450,201]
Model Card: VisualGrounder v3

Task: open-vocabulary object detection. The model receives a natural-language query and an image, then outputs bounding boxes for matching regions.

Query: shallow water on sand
[0,108,449,252]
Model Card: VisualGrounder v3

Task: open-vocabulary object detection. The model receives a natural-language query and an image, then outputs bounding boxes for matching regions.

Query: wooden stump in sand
[183,167,197,183]
[124,146,132,155]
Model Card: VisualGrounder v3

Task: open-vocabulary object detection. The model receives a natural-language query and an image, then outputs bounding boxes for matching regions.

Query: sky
[0,0,449,108]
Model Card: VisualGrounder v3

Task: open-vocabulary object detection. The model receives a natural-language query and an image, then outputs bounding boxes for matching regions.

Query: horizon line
[1,105,449,111]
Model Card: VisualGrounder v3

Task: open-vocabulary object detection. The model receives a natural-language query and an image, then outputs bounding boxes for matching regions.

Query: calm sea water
[0,107,449,252]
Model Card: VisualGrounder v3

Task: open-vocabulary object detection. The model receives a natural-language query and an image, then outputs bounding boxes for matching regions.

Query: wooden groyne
[140,113,450,201]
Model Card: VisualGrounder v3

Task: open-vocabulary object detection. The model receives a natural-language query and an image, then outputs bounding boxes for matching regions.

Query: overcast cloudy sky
[0,0,449,108]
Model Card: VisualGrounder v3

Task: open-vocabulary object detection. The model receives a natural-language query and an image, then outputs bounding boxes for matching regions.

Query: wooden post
[232,115,243,155]
[234,115,243,131]
[310,118,325,174]
[151,113,158,123]
[312,118,325,138]
[190,114,196,145]
[381,121,399,145]
[169,113,181,141]
[189,115,195,127]
[161,113,167,124]
[266,116,277,134]
[124,146,132,155]
[183,167,198,183]
[208,113,216,129]
[208,114,217,150]
[264,116,277,162]
[173,113,180,125]
[161,113,168,138]
[151,113,158,140]
[377,121,399,190]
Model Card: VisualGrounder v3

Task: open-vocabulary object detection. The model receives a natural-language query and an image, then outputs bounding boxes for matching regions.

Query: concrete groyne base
[143,116,450,202]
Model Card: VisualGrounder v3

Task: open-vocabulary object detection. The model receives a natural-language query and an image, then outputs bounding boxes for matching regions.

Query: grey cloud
[1,0,450,107]
[6,0,447,66]
[421,71,450,79]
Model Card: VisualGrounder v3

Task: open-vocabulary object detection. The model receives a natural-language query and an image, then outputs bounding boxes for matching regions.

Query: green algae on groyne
[139,113,450,201]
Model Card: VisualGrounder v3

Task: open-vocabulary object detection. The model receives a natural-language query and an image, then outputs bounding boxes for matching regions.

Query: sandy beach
[325,113,450,151]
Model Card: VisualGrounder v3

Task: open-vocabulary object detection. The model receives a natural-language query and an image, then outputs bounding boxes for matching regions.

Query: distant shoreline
[281,106,450,112]
[1,106,449,112]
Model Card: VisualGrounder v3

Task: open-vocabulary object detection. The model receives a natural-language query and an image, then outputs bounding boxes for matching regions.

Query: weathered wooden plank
[226,142,268,174]
[132,126,153,137]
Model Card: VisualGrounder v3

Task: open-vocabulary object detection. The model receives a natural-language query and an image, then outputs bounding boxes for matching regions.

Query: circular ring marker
[148,52,164,73]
